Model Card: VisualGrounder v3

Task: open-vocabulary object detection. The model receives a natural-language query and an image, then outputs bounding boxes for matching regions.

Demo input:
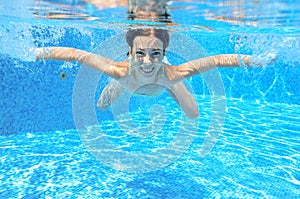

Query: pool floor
[1,98,299,198]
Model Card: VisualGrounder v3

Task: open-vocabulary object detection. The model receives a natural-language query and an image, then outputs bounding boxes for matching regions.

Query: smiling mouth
[140,66,155,74]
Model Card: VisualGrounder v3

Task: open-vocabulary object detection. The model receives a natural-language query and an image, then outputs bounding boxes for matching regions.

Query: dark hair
[126,28,170,50]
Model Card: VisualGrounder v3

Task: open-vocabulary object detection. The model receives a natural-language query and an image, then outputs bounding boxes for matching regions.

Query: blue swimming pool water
[1,0,300,198]
[1,98,299,198]
[1,98,300,198]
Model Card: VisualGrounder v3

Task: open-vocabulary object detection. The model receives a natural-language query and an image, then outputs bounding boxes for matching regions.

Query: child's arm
[35,47,128,79]
[167,81,199,118]
[97,79,125,110]
[165,54,251,82]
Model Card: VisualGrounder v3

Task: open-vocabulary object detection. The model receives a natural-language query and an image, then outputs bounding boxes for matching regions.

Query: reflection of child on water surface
[35,28,259,118]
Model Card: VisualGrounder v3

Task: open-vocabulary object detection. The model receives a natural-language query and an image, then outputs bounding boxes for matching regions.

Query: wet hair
[126,28,170,52]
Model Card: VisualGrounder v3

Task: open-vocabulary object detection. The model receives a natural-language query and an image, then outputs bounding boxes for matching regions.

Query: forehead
[132,36,163,49]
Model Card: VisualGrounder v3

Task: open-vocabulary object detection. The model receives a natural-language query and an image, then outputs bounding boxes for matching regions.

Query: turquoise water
[1,99,299,198]
[1,0,300,198]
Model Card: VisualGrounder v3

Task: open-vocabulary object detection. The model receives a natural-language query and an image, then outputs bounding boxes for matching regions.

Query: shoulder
[164,64,184,83]
[110,61,129,78]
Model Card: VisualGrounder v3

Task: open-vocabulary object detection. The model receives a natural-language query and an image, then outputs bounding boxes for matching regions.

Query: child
[35,28,254,118]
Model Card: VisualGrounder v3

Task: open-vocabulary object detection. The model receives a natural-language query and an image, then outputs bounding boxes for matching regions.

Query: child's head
[126,28,169,54]
[125,28,169,83]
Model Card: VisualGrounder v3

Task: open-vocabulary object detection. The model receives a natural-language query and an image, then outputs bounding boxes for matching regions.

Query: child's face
[130,36,164,82]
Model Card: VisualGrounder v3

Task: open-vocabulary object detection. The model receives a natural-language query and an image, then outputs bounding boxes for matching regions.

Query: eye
[151,51,162,57]
[135,51,145,57]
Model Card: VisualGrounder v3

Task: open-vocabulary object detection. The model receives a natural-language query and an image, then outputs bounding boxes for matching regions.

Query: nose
[143,54,152,64]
